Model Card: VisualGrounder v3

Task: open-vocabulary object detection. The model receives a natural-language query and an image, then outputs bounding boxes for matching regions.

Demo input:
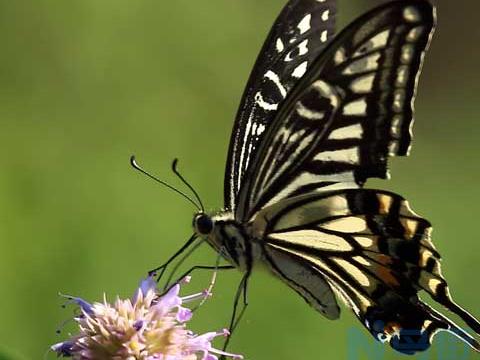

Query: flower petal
[156,284,182,310]
[51,340,74,356]
[177,307,193,322]
[133,275,158,302]
[72,297,94,315]
[187,331,217,351]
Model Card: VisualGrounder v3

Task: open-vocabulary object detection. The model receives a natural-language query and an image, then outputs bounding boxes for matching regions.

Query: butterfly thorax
[193,211,261,271]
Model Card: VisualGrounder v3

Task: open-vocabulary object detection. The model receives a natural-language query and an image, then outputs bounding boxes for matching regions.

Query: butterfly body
[194,212,255,271]
[176,0,480,354]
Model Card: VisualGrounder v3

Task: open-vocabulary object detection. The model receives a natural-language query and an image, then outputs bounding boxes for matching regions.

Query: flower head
[52,276,242,360]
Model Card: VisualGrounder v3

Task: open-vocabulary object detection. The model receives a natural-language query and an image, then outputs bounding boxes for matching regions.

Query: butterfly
[134,0,480,355]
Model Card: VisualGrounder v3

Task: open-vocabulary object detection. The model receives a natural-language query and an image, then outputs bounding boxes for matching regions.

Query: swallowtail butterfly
[141,0,480,354]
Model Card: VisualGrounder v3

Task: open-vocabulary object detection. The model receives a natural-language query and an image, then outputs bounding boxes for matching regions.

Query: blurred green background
[0,0,479,359]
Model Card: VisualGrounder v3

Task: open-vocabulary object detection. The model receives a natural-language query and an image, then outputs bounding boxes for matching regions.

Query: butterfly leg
[161,265,236,294]
[148,234,199,283]
[221,271,251,356]
[162,239,204,289]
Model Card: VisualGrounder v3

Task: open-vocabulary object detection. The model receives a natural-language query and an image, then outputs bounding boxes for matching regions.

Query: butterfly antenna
[130,156,201,210]
[172,158,205,212]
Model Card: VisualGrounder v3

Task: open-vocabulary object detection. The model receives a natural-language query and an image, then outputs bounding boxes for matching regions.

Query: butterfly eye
[194,214,214,235]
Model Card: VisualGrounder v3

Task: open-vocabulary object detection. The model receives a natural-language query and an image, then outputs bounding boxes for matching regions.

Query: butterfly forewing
[255,189,480,353]
[225,0,336,211]
[235,0,435,220]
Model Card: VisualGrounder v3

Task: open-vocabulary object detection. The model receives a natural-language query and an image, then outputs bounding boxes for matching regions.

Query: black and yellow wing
[252,189,480,354]
[235,0,435,220]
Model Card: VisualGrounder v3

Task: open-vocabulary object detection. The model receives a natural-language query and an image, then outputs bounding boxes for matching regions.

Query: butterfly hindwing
[264,242,341,320]
[235,0,435,220]
[225,0,336,212]
[253,189,480,353]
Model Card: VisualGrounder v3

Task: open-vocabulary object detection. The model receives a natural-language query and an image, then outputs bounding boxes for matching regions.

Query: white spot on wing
[389,141,400,155]
[329,124,363,140]
[251,122,266,141]
[350,74,375,93]
[355,236,374,248]
[285,39,309,62]
[343,52,381,75]
[314,147,359,164]
[298,39,309,56]
[404,6,421,22]
[396,65,409,86]
[343,99,367,116]
[321,30,328,43]
[297,14,311,35]
[393,90,405,112]
[334,48,346,65]
[251,122,259,138]
[256,123,266,135]
[352,30,390,57]
[321,217,368,233]
[370,30,390,48]
[407,26,424,42]
[321,10,330,22]
[292,61,308,78]
[276,38,285,53]
[354,256,372,267]
[401,44,414,64]
[269,230,354,252]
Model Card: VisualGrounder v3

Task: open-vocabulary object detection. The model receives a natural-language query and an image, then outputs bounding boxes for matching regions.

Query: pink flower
[52,276,242,360]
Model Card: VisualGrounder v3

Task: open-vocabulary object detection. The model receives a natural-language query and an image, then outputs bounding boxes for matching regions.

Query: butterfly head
[193,212,214,236]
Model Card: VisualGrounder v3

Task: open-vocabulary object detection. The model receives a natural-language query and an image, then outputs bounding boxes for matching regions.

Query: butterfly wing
[264,239,341,320]
[252,189,480,353]
[235,0,435,220]
[225,0,337,211]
